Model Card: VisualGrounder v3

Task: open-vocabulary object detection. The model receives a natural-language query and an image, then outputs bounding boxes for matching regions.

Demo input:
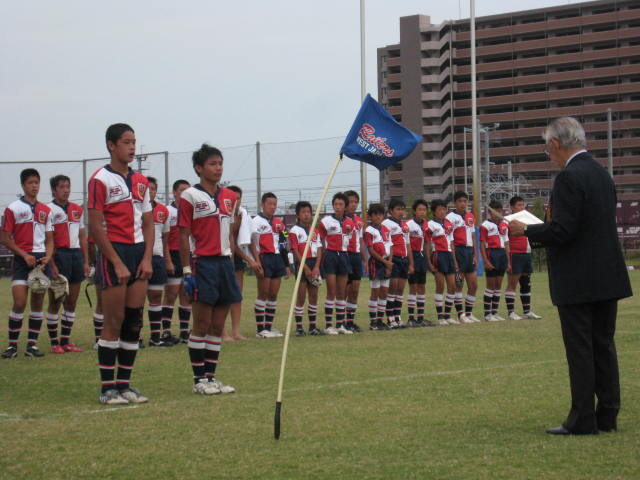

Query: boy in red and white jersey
[161,179,192,345]
[426,199,457,326]
[445,191,480,323]
[364,203,393,330]
[1,169,54,359]
[178,144,240,395]
[405,199,432,327]
[88,123,153,405]
[144,177,174,347]
[381,198,413,328]
[480,200,510,322]
[46,175,90,354]
[506,196,542,320]
[344,190,367,333]
[289,201,323,336]
[318,192,355,335]
[251,192,290,338]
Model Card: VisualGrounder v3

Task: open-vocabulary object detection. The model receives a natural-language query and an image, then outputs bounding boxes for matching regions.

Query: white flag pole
[274,154,343,439]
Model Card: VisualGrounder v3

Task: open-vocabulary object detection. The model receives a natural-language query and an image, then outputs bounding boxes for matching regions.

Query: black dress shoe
[546,425,572,435]
[598,426,618,433]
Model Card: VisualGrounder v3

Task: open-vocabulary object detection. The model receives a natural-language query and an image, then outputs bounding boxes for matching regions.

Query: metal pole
[256,141,262,213]
[360,0,368,221]
[507,161,512,198]
[463,130,468,193]
[607,108,613,177]
[82,159,88,225]
[470,0,481,222]
[164,151,170,204]
[484,128,490,202]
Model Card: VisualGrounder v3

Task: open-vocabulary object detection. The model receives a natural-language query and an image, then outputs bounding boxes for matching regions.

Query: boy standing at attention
[445,192,481,323]
[179,144,240,395]
[382,199,413,328]
[364,203,393,330]
[289,201,323,336]
[252,192,290,338]
[88,123,153,404]
[406,199,431,327]
[344,190,367,333]
[46,175,90,354]
[1,169,54,358]
[480,200,510,322]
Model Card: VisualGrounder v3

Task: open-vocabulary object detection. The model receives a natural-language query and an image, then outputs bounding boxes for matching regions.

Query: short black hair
[50,174,70,190]
[430,199,447,212]
[227,185,242,195]
[412,199,428,211]
[192,143,223,177]
[20,168,40,185]
[295,200,312,215]
[367,203,385,216]
[489,200,503,211]
[388,198,405,211]
[262,192,277,203]
[509,195,524,206]
[332,192,349,207]
[344,190,359,202]
[105,123,134,153]
[453,191,469,201]
[147,176,158,187]
[172,179,190,191]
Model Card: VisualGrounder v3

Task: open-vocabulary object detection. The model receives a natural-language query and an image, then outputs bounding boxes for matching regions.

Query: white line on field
[2,350,638,423]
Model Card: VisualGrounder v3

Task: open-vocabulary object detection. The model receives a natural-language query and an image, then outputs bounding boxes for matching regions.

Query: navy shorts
[234,253,246,272]
[193,256,242,306]
[168,250,183,278]
[347,252,363,282]
[296,258,318,285]
[368,258,389,280]
[12,252,51,286]
[96,242,145,288]
[455,246,476,274]
[510,252,533,275]
[149,255,168,287]
[53,248,85,284]
[260,252,287,278]
[431,251,456,275]
[322,250,351,276]
[485,249,507,277]
[408,251,427,285]
[391,256,409,279]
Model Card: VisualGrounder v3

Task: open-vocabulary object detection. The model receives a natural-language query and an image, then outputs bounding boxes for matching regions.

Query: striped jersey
[48,201,84,249]
[1,198,53,253]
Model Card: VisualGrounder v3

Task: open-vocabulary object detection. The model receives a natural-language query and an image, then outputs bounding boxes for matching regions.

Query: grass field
[0,272,638,480]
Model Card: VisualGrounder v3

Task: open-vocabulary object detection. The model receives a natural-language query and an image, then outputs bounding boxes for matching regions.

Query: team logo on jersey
[157,211,166,222]
[55,213,64,222]
[498,223,508,235]
[274,223,283,234]
[195,201,210,213]
[109,186,122,197]
[38,211,47,223]
[444,222,453,235]
[311,231,319,242]
[72,210,81,221]
[137,183,146,198]
[223,198,233,213]
[343,224,353,235]
[465,215,474,227]
[402,223,410,234]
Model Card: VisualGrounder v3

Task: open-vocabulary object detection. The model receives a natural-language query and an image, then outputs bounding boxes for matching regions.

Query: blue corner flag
[340,93,422,170]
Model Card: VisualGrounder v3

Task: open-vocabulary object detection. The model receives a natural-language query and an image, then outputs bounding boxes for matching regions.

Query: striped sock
[346,302,357,326]
[434,294,444,322]
[416,294,425,322]
[27,312,43,347]
[178,304,191,336]
[505,291,517,314]
[204,335,222,381]
[116,341,139,391]
[188,335,206,383]
[307,304,317,329]
[93,312,104,342]
[445,294,455,320]
[324,299,335,328]
[377,298,387,323]
[454,292,464,316]
[465,294,476,315]
[8,311,24,348]
[294,305,304,329]
[98,338,119,393]
[385,295,395,322]
[265,300,277,330]
[335,300,346,327]
[60,310,75,346]
[46,312,59,346]
[483,289,494,317]
[368,299,378,324]
[394,295,403,321]
[492,291,502,315]
[254,299,266,332]
[407,294,416,321]
[148,304,162,341]
[520,293,531,314]
[161,305,174,334]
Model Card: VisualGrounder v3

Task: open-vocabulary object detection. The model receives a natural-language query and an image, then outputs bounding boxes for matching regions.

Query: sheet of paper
[504,210,544,225]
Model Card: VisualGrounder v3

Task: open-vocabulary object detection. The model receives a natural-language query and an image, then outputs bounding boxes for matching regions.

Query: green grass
[0,272,638,480]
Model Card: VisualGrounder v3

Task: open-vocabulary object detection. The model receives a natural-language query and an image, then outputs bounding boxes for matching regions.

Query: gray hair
[542,117,587,149]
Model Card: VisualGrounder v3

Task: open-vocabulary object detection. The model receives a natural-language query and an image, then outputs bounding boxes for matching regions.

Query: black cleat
[349,323,363,333]
[2,346,18,359]
[369,321,381,331]
[179,332,189,344]
[423,320,436,327]
[308,327,323,336]
[407,319,420,328]
[149,338,172,347]
[138,339,146,349]
[376,320,390,330]
[295,328,306,337]
[161,332,181,345]
[24,345,45,358]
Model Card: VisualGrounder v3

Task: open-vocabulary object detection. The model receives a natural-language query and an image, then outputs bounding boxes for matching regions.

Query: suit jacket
[526,151,632,306]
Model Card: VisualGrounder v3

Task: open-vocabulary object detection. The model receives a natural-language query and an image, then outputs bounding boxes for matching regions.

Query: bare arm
[179,227,192,272]
[163,231,174,274]
[88,208,130,284]
[79,227,90,277]
[1,230,34,266]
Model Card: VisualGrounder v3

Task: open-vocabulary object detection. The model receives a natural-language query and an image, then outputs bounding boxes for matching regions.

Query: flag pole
[359,0,368,222]
[274,153,344,440]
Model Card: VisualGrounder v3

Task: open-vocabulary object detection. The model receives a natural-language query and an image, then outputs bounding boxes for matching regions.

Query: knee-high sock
[444,294,455,319]
[46,312,59,346]
[93,312,104,342]
[465,294,476,315]
[98,338,119,393]
[148,304,162,341]
[60,310,76,346]
[416,294,425,322]
[188,335,206,384]
[505,291,517,314]
[178,304,191,336]
[434,294,444,321]
[26,312,43,346]
[265,300,277,330]
[492,291,502,315]
[204,335,222,380]
[335,300,346,327]
[454,292,464,315]
[483,289,494,317]
[307,304,317,329]
[324,299,335,328]
[254,299,266,332]
[116,340,139,391]
[8,311,24,348]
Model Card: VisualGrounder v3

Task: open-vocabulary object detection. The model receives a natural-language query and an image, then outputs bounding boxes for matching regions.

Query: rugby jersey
[289,224,321,259]
[382,217,409,257]
[346,214,364,253]
[48,201,84,249]
[152,202,170,257]
[251,214,286,254]
[480,220,509,249]
[364,224,391,258]
[178,185,236,257]
[426,218,454,252]
[406,217,429,253]
[318,215,354,252]
[446,210,476,247]
[1,198,53,253]
[87,165,152,244]
[167,202,180,251]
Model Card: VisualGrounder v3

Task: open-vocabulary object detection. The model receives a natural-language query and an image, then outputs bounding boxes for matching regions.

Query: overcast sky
[1,0,573,212]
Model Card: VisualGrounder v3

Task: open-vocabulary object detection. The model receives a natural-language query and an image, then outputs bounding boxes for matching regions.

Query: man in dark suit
[510,116,632,435]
